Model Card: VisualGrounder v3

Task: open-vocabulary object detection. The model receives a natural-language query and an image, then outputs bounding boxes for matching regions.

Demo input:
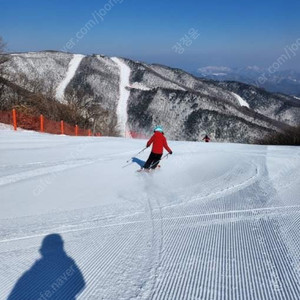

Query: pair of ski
[122,149,169,172]
[137,165,161,173]
[137,153,169,173]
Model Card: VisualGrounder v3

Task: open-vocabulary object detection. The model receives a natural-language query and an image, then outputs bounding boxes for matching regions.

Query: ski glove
[169,151,173,155]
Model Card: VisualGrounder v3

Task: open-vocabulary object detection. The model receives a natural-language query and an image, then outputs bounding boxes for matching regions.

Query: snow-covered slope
[1,129,300,299]
[4,51,73,95]
[55,54,85,102]
[215,81,300,127]
[111,57,131,137]
[231,92,250,108]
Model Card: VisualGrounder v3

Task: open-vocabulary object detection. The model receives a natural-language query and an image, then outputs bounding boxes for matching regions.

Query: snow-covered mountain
[197,66,300,97]
[1,51,300,143]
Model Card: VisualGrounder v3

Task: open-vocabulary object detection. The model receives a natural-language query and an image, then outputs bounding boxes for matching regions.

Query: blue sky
[1,0,300,71]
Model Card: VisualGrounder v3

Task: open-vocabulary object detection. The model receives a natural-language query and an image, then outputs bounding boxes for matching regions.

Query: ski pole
[149,153,169,169]
[126,147,147,163]
[122,161,134,168]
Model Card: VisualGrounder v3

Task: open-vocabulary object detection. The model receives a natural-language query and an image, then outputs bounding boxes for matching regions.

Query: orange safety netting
[0,110,93,136]
[0,110,13,126]
[63,122,76,136]
[18,112,40,131]
[129,131,148,139]
[43,118,62,135]
[0,110,149,139]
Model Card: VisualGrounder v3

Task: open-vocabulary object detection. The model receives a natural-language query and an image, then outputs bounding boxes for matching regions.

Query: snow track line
[0,220,146,244]
[2,205,299,243]
[0,149,139,187]
[79,225,137,297]
[79,217,155,298]
[160,204,300,220]
[187,161,259,200]
[147,196,165,300]
[156,160,261,214]
[151,216,300,299]
[133,175,166,299]
[0,159,92,186]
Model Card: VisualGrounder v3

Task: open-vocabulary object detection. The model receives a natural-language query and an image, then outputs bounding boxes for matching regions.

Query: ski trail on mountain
[55,54,85,102]
[111,57,131,137]
[232,92,250,108]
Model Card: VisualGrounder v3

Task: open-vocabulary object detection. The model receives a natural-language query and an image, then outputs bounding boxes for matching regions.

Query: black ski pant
[143,152,162,169]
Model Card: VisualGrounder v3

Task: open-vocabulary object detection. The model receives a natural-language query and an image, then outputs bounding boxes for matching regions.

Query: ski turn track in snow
[55,54,85,102]
[111,57,131,137]
[0,129,300,299]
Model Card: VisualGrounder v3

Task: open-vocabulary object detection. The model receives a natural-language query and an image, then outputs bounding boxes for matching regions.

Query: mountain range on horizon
[196,66,300,97]
[0,51,299,143]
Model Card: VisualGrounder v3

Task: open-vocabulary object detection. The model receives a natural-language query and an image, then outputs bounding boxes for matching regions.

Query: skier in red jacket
[143,126,172,170]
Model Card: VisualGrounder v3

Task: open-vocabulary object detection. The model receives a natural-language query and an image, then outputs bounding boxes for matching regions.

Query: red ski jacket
[146,132,172,154]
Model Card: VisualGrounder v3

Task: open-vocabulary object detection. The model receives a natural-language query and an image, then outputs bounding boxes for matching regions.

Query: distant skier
[142,126,172,170]
[202,134,211,143]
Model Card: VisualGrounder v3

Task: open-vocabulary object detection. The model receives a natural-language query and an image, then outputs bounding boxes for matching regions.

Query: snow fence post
[88,129,91,136]
[40,114,44,132]
[75,125,78,136]
[12,109,17,131]
[61,120,64,135]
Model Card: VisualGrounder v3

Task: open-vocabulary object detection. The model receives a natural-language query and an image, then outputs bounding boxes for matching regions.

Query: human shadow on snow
[7,233,85,300]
